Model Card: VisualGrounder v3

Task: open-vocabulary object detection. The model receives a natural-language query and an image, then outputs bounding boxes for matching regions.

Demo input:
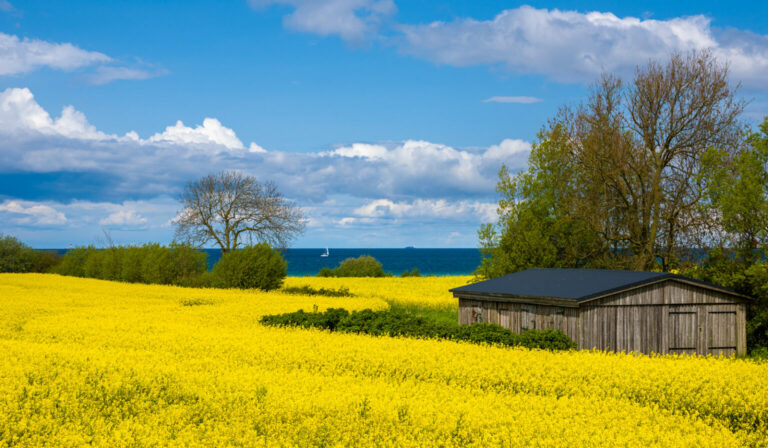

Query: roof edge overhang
[452,291,580,308]
[452,277,752,306]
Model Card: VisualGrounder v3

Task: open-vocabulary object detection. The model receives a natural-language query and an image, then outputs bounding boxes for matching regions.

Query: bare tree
[174,171,304,252]
[565,51,746,269]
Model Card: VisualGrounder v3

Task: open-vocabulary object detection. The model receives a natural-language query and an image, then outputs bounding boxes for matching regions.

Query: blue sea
[210,248,482,276]
[48,248,483,276]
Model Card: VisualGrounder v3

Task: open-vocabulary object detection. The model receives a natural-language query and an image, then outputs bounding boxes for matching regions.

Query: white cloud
[324,142,388,159]
[99,210,148,227]
[398,6,768,89]
[0,88,265,158]
[0,32,111,76]
[0,86,529,200]
[87,66,169,85]
[0,87,114,140]
[148,118,250,151]
[0,87,526,247]
[0,32,167,85]
[353,198,497,222]
[482,96,542,104]
[0,200,67,226]
[250,0,396,42]
[0,1,14,12]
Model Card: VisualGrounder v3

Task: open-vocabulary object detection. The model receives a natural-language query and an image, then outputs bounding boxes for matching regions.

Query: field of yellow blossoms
[1,273,768,447]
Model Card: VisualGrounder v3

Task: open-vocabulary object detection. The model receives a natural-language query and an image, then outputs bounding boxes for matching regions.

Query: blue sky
[1,0,767,248]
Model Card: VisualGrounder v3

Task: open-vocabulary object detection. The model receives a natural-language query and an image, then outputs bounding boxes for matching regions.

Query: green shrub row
[317,255,391,277]
[260,308,577,350]
[51,242,286,290]
[281,285,354,297]
[0,235,61,273]
[208,244,286,291]
[54,243,208,286]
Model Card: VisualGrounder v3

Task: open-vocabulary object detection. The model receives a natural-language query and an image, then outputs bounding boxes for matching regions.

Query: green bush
[55,243,208,286]
[0,235,62,273]
[316,255,389,277]
[317,267,335,277]
[261,308,350,330]
[211,243,287,290]
[260,308,577,351]
[0,235,43,273]
[400,268,421,277]
[54,246,94,277]
[281,285,354,297]
[31,250,63,273]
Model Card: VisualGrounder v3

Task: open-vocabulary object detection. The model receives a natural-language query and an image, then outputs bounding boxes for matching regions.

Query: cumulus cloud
[148,118,251,151]
[0,200,67,226]
[398,6,768,90]
[0,87,530,202]
[0,87,114,140]
[249,0,396,42]
[0,32,111,75]
[0,87,524,245]
[99,210,148,227]
[352,198,497,222]
[483,96,542,104]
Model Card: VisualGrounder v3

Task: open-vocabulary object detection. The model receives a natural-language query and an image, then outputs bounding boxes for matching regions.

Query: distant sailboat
[320,247,329,257]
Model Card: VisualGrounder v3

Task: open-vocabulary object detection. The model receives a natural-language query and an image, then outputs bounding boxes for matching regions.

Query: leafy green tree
[0,234,37,273]
[475,128,604,279]
[478,51,745,277]
[702,117,768,263]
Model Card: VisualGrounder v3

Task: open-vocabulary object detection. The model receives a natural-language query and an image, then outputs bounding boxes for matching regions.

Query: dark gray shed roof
[450,268,746,302]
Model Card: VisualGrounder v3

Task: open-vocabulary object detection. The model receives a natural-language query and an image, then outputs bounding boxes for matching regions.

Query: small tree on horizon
[174,170,305,253]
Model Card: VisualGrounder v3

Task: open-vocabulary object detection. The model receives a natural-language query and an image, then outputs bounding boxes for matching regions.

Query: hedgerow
[260,308,576,350]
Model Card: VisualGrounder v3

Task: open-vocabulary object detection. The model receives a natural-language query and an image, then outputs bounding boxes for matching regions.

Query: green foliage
[260,308,577,351]
[317,267,335,277]
[400,268,421,277]
[701,117,768,263]
[475,131,604,280]
[210,243,287,290]
[54,243,208,286]
[54,246,92,277]
[681,250,768,352]
[0,235,61,273]
[281,285,354,297]
[316,255,389,277]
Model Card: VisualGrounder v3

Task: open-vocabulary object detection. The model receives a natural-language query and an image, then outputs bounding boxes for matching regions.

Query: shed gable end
[584,279,745,307]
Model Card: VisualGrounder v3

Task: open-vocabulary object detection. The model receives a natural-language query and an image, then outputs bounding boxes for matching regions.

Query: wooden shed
[451,269,751,356]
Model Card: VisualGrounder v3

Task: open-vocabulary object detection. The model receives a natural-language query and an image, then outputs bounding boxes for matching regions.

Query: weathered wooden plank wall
[457,279,748,356]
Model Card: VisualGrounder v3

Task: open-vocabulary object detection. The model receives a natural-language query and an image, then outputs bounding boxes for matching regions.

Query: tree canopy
[477,51,751,278]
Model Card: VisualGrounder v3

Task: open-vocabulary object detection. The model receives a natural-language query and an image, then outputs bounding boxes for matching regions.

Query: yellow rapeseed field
[283,275,469,309]
[1,273,767,447]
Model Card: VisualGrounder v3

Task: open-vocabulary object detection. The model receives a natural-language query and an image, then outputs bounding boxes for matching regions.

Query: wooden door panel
[707,310,737,356]
[668,310,697,354]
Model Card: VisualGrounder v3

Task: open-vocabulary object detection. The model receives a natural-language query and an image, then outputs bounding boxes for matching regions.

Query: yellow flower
[0,273,765,447]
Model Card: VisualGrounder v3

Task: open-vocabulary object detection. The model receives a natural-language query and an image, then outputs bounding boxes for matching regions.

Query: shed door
[668,309,698,354]
[707,310,737,356]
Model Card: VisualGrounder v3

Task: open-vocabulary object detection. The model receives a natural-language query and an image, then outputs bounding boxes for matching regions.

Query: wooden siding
[457,280,747,356]
[459,298,579,341]
[588,279,742,307]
